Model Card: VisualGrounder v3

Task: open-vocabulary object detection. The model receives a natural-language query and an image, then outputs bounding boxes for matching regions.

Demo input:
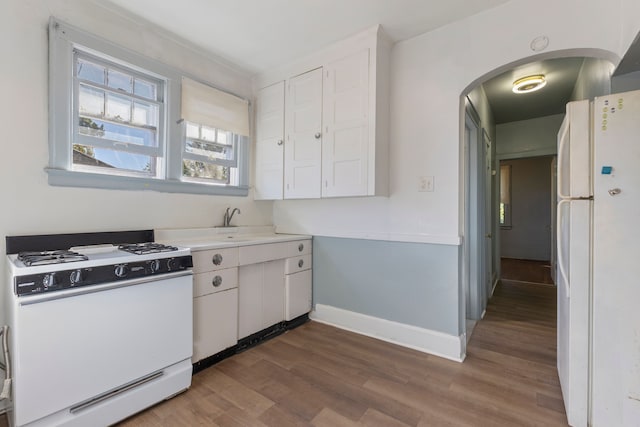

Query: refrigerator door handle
[557,119,570,199]
[557,199,571,298]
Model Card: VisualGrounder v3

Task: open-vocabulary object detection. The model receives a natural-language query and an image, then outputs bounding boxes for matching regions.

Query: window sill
[45,168,249,196]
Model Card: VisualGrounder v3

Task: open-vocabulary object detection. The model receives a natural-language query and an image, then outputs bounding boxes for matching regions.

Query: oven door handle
[18,271,193,306]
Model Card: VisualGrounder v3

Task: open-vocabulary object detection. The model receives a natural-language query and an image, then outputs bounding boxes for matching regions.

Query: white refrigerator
[557,90,640,427]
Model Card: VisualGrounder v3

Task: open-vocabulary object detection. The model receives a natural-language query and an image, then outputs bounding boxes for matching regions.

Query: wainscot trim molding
[274,227,462,246]
[310,304,465,362]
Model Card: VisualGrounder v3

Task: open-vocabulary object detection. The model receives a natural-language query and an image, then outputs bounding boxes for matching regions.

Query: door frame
[463,103,485,321]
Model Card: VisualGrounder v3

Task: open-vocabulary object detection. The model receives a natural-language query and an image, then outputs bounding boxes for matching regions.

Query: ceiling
[100,1,618,126]
[103,0,509,74]
[481,57,586,124]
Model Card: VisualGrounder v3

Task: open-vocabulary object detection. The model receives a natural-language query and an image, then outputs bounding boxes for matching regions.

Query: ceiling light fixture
[512,75,547,94]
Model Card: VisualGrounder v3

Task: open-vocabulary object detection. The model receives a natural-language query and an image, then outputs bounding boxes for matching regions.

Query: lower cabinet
[286,267,312,321]
[193,288,238,362]
[238,259,285,339]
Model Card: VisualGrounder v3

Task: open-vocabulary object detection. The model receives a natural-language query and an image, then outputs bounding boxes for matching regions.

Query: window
[180,77,249,186]
[74,52,164,177]
[500,164,512,227]
[47,18,250,196]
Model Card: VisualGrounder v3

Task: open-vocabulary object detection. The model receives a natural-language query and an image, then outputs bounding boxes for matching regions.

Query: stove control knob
[43,273,57,288]
[69,269,85,285]
[114,264,129,278]
[167,258,179,271]
[148,259,160,273]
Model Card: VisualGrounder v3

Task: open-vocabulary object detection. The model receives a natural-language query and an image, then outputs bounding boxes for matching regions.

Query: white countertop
[155,226,311,251]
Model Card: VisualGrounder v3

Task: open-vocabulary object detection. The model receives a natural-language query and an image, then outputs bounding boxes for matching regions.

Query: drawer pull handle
[298,243,304,252]
[298,259,304,268]
[212,254,223,265]
[212,276,223,287]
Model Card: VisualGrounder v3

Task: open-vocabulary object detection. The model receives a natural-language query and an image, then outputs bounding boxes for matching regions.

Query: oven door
[10,272,192,426]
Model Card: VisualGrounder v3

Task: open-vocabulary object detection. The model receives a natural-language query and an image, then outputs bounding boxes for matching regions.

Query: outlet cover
[419,176,434,192]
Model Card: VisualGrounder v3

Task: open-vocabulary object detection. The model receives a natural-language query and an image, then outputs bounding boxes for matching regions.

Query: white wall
[273,0,635,244]
[0,1,273,274]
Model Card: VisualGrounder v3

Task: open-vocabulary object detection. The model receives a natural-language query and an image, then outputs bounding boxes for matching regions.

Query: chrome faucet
[223,207,241,227]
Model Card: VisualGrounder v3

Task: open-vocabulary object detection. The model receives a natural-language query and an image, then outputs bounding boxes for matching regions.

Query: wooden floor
[501,258,554,284]
[1,261,564,426]
[118,281,566,426]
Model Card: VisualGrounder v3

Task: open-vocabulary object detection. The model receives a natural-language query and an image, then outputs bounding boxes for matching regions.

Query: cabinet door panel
[262,260,285,328]
[255,81,285,200]
[193,289,238,362]
[238,264,263,339]
[322,50,370,197]
[284,68,323,199]
[285,269,312,321]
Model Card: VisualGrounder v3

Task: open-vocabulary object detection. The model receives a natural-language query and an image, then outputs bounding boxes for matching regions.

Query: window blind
[181,77,250,136]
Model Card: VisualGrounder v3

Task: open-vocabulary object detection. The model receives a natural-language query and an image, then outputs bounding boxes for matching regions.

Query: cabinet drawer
[239,242,289,265]
[192,247,239,273]
[285,254,312,274]
[287,239,311,257]
[193,267,238,298]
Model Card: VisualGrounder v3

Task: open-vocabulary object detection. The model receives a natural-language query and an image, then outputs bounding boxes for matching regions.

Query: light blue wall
[312,237,460,336]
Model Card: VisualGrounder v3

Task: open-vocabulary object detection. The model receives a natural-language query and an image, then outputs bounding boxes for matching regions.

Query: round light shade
[512,75,547,94]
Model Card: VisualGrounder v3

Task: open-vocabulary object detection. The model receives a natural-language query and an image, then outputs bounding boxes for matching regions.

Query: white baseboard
[491,277,499,296]
[310,304,465,362]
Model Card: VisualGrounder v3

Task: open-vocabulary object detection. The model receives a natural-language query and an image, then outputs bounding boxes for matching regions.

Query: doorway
[499,156,554,284]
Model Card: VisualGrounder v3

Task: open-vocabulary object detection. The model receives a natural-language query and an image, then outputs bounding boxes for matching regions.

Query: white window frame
[47,18,249,196]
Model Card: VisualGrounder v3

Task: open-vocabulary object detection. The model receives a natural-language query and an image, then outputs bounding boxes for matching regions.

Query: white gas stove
[4,231,194,427]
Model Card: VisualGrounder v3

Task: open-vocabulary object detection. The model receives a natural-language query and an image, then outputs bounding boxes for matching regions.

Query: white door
[262,259,285,328]
[285,269,312,321]
[556,99,591,427]
[591,90,640,426]
[284,68,323,199]
[556,198,591,427]
[322,49,370,197]
[238,264,262,339]
[255,81,285,200]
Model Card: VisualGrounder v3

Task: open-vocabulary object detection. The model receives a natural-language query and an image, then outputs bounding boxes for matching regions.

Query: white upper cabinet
[255,81,285,200]
[322,49,370,197]
[284,68,323,199]
[253,25,390,200]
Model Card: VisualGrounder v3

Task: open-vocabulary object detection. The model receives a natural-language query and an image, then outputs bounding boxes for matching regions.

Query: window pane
[79,118,157,147]
[78,117,105,138]
[185,122,199,139]
[182,159,229,182]
[106,93,131,122]
[134,78,156,100]
[73,145,155,174]
[77,59,104,84]
[78,85,104,117]
[185,139,232,160]
[107,69,132,93]
[132,102,158,127]
[217,131,228,145]
[201,126,216,141]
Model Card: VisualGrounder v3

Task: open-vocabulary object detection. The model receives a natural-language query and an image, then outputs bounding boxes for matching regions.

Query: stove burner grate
[17,250,89,266]
[118,243,178,255]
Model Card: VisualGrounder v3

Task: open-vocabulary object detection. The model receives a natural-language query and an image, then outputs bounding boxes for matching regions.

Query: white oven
[5,233,194,427]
